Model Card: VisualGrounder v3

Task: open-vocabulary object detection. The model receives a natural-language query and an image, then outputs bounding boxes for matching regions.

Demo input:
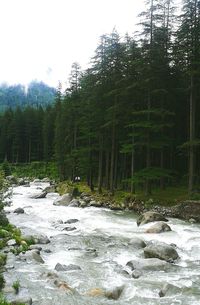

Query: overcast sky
[0,0,145,88]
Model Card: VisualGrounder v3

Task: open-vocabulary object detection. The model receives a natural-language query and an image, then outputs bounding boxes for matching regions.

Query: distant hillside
[0,81,56,111]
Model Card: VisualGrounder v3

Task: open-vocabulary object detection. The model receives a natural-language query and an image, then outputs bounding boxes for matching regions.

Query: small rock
[31,251,44,263]
[105,285,124,300]
[29,245,42,251]
[146,222,172,233]
[43,249,52,253]
[7,239,17,247]
[159,283,182,297]
[34,235,50,244]
[64,219,79,224]
[55,263,81,272]
[14,208,24,214]
[68,199,80,207]
[62,227,76,231]
[132,270,142,279]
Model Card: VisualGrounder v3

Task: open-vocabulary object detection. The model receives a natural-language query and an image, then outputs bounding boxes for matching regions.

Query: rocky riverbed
[2,180,200,304]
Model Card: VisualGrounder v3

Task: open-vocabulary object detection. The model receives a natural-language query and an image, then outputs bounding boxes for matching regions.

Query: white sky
[0,0,145,88]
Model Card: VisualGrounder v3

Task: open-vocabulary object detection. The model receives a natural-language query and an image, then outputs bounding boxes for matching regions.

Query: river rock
[126,258,169,271]
[0,212,9,226]
[33,234,50,244]
[44,185,56,193]
[145,222,172,233]
[68,199,80,207]
[32,190,47,199]
[55,263,81,272]
[137,211,168,226]
[132,270,142,278]
[128,237,146,248]
[62,226,76,231]
[7,239,17,247]
[64,219,79,224]
[13,208,24,214]
[6,175,18,184]
[105,285,124,300]
[41,177,50,182]
[171,201,200,222]
[159,283,182,297]
[29,245,42,251]
[144,241,179,262]
[53,194,72,206]
[31,251,44,263]
[10,297,32,305]
[54,280,74,293]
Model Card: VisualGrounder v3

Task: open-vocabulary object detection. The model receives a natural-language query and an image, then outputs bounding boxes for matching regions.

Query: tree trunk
[189,74,195,194]
[98,135,103,193]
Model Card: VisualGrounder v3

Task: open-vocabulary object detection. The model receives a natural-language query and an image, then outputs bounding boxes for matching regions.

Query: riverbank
[56,181,200,223]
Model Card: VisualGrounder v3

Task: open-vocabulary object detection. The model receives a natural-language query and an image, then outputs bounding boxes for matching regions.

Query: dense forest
[0,0,200,196]
[0,81,56,112]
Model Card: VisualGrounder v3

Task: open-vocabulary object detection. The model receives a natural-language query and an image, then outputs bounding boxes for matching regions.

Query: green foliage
[0,276,5,291]
[12,280,20,294]
[1,162,11,177]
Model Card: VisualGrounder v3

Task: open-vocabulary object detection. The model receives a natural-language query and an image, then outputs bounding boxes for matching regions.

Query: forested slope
[0,0,200,196]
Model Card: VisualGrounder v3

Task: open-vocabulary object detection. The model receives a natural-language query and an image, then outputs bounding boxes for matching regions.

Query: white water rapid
[3,181,200,304]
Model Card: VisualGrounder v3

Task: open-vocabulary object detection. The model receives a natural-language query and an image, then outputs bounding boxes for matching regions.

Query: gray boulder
[31,251,44,264]
[144,241,179,262]
[68,199,80,207]
[32,191,47,199]
[14,208,24,214]
[53,194,72,206]
[128,237,146,248]
[126,258,169,271]
[55,263,81,272]
[137,211,168,226]
[146,222,172,233]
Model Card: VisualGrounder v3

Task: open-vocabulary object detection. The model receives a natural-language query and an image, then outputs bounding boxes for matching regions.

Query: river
[3,181,200,304]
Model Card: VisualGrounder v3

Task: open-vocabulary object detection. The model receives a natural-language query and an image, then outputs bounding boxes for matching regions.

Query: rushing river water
[3,181,200,304]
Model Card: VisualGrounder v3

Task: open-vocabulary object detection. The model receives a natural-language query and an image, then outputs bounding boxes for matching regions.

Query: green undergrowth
[58,181,189,207]
[7,162,59,180]
[0,294,25,305]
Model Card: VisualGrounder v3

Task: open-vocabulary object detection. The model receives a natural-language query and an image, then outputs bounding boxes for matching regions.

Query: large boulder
[126,258,169,271]
[53,194,72,206]
[144,241,179,262]
[87,286,124,300]
[0,212,9,226]
[44,185,56,193]
[145,222,172,233]
[137,211,168,226]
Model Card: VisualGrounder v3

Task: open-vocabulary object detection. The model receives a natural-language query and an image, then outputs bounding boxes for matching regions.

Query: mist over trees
[0,0,200,195]
[0,81,56,112]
